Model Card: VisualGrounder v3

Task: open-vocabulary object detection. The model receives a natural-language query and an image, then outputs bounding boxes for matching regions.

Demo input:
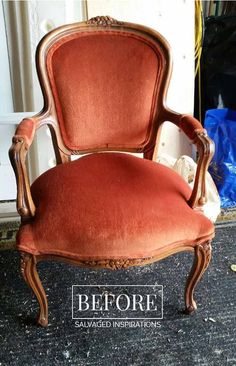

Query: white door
[0,0,85,206]
[0,0,16,201]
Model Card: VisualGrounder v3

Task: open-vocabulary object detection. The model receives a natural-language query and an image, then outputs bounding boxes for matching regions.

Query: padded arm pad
[14,118,36,148]
[179,115,205,140]
[163,108,205,139]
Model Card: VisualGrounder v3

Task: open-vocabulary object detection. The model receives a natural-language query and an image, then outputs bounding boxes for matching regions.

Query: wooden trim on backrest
[35,17,172,162]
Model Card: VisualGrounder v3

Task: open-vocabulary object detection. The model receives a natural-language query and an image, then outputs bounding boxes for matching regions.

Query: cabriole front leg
[185,241,212,314]
[20,252,48,327]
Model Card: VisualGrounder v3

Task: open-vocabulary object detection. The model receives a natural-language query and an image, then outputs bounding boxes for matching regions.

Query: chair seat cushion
[17,153,214,260]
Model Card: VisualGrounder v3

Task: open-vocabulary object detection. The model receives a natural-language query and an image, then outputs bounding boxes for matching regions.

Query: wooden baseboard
[0,201,19,222]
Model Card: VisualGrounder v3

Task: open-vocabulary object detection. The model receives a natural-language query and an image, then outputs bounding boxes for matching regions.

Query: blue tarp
[205,108,236,208]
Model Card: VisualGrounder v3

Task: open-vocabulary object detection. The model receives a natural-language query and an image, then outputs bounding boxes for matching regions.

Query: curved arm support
[162,108,215,209]
[9,118,36,220]
[188,130,215,208]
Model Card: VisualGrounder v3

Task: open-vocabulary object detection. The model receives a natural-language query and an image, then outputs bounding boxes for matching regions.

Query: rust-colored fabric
[17,153,214,260]
[46,32,164,151]
[179,115,204,140]
[14,119,36,148]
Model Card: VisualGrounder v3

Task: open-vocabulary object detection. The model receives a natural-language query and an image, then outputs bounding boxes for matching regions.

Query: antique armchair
[9,16,215,327]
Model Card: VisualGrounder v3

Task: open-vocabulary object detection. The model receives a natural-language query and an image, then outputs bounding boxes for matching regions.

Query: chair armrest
[9,118,37,219]
[14,118,36,148]
[163,108,215,209]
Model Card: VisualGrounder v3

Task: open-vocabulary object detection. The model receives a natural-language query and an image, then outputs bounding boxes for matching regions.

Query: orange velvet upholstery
[46,32,165,151]
[179,115,205,141]
[17,153,214,260]
[10,19,216,326]
[14,119,36,148]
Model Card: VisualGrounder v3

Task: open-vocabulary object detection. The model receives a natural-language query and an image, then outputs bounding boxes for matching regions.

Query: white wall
[26,0,85,180]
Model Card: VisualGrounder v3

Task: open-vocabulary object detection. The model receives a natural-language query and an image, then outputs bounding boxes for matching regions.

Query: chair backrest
[36,16,172,157]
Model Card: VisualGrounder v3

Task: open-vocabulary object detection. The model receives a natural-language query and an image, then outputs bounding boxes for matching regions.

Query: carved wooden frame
[9,16,215,326]
[20,240,212,327]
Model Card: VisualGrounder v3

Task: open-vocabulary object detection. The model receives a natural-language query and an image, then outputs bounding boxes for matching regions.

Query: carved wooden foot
[20,252,48,327]
[185,241,212,314]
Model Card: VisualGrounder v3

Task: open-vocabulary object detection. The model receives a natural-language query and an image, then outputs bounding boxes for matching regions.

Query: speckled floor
[0,223,235,366]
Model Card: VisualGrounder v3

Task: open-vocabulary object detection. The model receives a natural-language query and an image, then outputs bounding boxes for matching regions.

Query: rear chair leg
[185,240,212,314]
[20,252,48,327]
